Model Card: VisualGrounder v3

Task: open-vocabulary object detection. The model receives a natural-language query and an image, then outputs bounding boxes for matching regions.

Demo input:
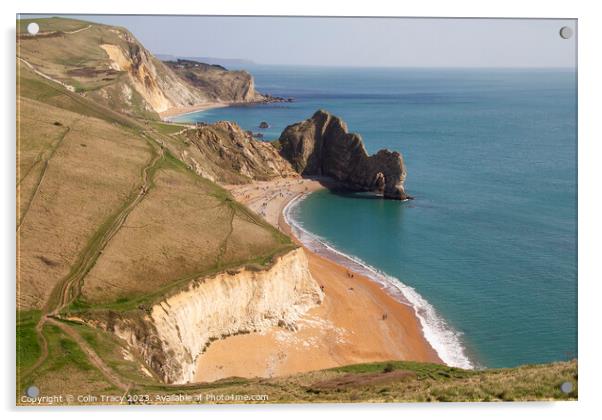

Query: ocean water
[173,66,577,369]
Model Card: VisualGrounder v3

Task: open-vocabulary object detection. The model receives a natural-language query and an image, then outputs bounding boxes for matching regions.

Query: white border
[3,1,601,419]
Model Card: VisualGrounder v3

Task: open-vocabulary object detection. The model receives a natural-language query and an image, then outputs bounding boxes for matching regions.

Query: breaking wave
[283,193,475,369]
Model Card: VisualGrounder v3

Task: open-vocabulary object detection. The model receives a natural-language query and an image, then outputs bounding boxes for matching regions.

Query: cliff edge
[78,248,322,384]
[278,110,410,200]
[16,18,277,118]
[164,59,263,103]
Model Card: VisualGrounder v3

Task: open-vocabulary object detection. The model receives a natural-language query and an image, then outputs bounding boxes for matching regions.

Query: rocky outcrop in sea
[278,110,410,200]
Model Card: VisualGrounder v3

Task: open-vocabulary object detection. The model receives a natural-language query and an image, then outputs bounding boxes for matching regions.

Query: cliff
[79,248,322,384]
[16,19,273,118]
[164,59,263,103]
[17,18,321,388]
[176,120,298,184]
[99,37,209,114]
[278,110,409,200]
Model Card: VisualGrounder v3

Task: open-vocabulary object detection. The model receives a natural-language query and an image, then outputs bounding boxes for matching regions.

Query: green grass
[162,142,293,248]
[18,323,88,389]
[149,120,189,135]
[330,360,474,380]
[18,325,578,404]
[70,321,160,385]
[18,322,119,401]
[16,310,42,374]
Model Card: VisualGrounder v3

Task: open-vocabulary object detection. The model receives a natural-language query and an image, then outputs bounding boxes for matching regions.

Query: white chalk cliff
[102,248,322,384]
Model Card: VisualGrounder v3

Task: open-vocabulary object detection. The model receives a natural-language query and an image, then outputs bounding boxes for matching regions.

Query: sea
[171,66,577,369]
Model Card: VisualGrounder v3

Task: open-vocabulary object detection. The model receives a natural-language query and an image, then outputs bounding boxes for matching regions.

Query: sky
[22,15,576,68]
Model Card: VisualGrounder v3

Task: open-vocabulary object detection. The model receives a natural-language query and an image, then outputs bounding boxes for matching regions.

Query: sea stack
[278,110,410,200]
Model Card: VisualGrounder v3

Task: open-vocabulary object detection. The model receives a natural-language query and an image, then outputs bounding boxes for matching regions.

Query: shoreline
[193,178,444,382]
[160,97,292,121]
[283,191,474,370]
[159,102,228,120]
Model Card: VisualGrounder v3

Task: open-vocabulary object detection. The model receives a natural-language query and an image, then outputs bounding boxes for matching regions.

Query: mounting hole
[27,22,39,35]
[26,385,40,398]
[560,381,573,394]
[559,26,573,40]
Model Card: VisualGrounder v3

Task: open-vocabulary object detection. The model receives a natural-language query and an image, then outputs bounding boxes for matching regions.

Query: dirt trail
[23,132,164,387]
[51,141,163,314]
[17,57,76,92]
[19,24,92,38]
[19,24,109,94]
[46,317,131,392]
[17,124,73,232]
[64,25,92,35]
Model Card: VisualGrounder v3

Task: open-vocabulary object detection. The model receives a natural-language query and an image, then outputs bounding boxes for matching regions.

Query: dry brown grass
[17,51,292,312]
[309,370,417,390]
[17,98,79,224]
[17,97,153,310]
[80,167,230,303]
[221,217,281,263]
[80,165,287,305]
[17,22,126,92]
[258,359,578,403]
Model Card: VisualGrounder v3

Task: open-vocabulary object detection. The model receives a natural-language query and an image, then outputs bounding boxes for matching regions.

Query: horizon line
[153,55,576,70]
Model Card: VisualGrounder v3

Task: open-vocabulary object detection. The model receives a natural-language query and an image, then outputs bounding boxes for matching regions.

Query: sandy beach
[159,102,228,120]
[194,178,441,382]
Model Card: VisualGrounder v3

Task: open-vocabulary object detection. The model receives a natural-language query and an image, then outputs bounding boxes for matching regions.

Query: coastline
[160,97,292,121]
[284,192,475,370]
[159,102,228,120]
[193,178,442,382]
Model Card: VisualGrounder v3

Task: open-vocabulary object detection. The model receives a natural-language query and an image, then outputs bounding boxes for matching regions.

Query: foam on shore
[283,193,475,370]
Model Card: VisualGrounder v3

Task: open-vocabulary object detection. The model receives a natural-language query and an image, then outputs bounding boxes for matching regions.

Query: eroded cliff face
[81,248,322,384]
[278,110,410,200]
[98,37,272,115]
[164,60,264,103]
[179,121,298,184]
[17,20,273,118]
[100,33,208,113]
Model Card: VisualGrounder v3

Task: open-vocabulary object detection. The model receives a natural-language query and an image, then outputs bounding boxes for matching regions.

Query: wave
[283,193,475,370]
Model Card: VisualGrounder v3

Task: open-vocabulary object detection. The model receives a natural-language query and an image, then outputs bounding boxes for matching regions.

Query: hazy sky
[23,15,576,68]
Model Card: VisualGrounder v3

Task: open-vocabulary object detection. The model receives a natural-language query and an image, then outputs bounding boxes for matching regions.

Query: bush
[383,363,395,373]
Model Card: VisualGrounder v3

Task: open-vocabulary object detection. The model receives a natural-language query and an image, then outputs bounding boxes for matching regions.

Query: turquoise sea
[173,66,577,369]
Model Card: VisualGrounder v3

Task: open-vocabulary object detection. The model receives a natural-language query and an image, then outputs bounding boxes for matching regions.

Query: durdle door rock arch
[278,110,411,200]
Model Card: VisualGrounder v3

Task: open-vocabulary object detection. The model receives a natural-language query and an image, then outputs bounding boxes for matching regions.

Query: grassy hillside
[16,17,577,405]
[17,44,293,307]
[17,17,203,118]
[18,17,92,34]
[17,23,296,396]
[17,315,577,404]
[18,312,577,404]
[18,18,135,93]
[17,17,269,119]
